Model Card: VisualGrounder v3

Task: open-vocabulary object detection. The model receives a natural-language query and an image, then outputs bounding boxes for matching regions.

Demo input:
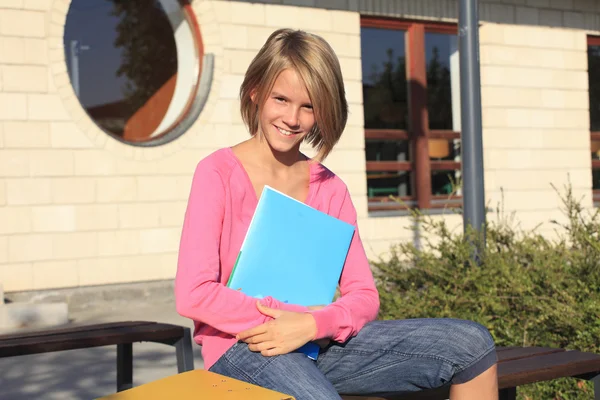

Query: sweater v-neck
[226,147,316,206]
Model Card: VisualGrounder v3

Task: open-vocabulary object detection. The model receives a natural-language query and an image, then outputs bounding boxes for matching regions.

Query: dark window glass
[361,27,408,130]
[367,171,412,198]
[64,0,201,144]
[589,45,600,132]
[425,32,457,131]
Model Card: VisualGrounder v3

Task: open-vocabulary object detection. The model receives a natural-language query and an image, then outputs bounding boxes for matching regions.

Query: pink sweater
[175,148,380,370]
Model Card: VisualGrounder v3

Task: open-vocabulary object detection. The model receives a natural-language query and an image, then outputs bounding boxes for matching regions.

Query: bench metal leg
[117,343,133,392]
[593,374,600,400]
[499,387,516,400]
[175,327,195,372]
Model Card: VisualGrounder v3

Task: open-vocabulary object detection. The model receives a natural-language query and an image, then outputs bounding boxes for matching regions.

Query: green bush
[374,186,600,400]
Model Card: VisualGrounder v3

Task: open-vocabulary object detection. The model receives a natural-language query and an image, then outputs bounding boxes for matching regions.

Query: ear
[250,88,257,104]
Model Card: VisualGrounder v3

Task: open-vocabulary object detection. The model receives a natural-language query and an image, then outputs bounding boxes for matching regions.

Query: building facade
[0,0,599,293]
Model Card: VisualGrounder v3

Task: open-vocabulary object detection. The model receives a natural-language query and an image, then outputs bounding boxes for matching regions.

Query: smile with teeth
[276,126,299,136]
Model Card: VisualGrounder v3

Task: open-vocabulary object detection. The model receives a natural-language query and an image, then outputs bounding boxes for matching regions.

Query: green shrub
[374,186,600,400]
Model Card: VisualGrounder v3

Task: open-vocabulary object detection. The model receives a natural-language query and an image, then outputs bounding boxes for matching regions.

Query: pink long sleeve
[309,189,380,342]
[175,159,306,337]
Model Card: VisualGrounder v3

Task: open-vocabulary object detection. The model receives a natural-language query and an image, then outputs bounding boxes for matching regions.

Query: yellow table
[98,369,295,399]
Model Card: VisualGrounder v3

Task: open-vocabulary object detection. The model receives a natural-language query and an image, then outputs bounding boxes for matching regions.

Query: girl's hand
[236,301,317,356]
[307,305,325,311]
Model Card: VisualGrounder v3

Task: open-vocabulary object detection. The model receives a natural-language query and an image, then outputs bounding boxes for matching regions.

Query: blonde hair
[240,29,348,161]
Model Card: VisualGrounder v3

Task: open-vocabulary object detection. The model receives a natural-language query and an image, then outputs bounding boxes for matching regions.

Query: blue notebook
[227,185,355,360]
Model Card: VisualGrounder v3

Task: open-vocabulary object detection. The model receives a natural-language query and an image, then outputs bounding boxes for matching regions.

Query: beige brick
[246,26,276,51]
[339,57,361,81]
[219,74,245,99]
[317,32,360,58]
[6,178,52,205]
[0,150,29,177]
[220,24,248,49]
[32,260,78,290]
[0,93,27,121]
[31,205,76,233]
[209,99,236,124]
[8,234,52,262]
[139,228,180,254]
[2,65,47,93]
[50,122,93,148]
[212,1,232,23]
[75,205,119,231]
[113,157,160,176]
[74,151,118,176]
[137,177,181,201]
[0,9,45,37]
[118,203,160,229]
[332,11,359,35]
[483,129,589,149]
[52,177,95,204]
[336,125,365,150]
[97,230,140,257]
[1,263,33,292]
[28,94,70,121]
[231,2,265,25]
[486,169,591,191]
[2,1,24,9]
[322,148,365,173]
[225,49,260,75]
[29,150,74,177]
[346,104,363,127]
[265,5,300,28]
[486,149,590,170]
[0,36,25,64]
[24,0,53,11]
[158,201,186,227]
[0,179,5,206]
[540,89,589,109]
[345,80,362,104]
[298,8,332,32]
[77,258,119,286]
[0,236,7,264]
[482,87,540,108]
[96,177,137,203]
[53,232,97,259]
[3,122,50,148]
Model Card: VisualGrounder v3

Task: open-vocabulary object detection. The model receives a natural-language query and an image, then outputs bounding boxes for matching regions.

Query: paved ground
[0,284,204,400]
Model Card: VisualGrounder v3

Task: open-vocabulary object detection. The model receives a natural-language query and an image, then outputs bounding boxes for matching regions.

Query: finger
[256,301,282,318]
[261,347,281,357]
[237,324,268,341]
[248,341,276,353]
[241,332,270,345]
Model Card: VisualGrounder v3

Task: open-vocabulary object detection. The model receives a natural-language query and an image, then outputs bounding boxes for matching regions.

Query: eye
[274,97,286,103]
[303,104,314,111]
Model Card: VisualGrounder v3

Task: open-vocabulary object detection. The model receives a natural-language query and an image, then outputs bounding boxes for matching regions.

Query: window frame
[361,17,462,212]
[589,35,600,205]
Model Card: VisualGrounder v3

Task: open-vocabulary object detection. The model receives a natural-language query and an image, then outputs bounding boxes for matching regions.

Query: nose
[283,106,300,129]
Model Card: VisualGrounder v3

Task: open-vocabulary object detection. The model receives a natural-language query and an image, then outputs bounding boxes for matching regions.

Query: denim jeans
[209,318,497,400]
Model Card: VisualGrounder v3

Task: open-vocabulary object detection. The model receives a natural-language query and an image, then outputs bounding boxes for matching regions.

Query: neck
[249,135,305,172]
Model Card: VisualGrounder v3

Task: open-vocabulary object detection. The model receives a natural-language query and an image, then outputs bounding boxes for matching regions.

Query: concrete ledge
[0,303,69,333]
[4,280,174,313]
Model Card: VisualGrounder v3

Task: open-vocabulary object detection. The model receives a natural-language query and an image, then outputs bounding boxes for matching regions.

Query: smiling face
[255,68,315,155]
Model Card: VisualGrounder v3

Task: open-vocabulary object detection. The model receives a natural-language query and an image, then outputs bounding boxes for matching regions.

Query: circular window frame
[49,0,221,160]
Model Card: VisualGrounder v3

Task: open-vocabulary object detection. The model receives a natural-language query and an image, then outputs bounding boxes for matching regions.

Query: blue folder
[227,185,355,359]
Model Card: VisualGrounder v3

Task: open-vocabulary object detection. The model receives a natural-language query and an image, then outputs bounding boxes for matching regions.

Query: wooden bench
[341,346,600,400]
[0,320,194,392]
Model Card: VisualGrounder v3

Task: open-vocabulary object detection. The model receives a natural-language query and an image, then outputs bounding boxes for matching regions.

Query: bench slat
[0,321,154,341]
[497,347,565,363]
[0,323,184,358]
[498,350,600,389]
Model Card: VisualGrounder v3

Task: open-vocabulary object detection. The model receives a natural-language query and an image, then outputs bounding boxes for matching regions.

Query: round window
[64,0,203,146]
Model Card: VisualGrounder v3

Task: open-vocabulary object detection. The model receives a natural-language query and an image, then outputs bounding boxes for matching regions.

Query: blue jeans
[209,318,497,399]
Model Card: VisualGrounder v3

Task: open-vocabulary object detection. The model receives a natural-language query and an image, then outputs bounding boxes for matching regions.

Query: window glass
[361,27,408,130]
[64,0,202,145]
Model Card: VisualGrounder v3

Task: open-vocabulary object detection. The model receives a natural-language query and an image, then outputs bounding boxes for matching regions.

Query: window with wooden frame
[588,35,600,206]
[361,17,462,212]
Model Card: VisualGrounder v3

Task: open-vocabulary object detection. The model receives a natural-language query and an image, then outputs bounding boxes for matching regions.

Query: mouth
[275,125,301,137]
